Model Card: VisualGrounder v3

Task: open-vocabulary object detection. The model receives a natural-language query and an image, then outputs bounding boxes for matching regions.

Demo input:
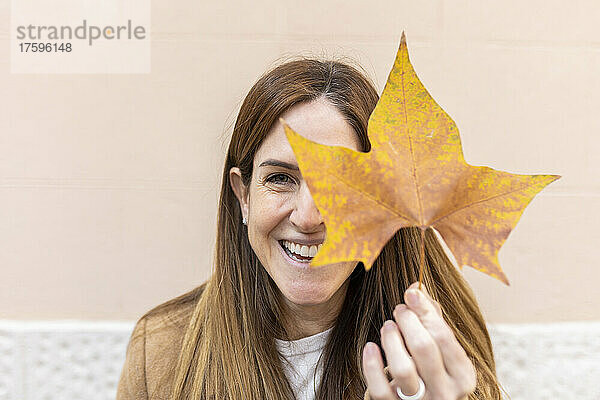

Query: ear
[229,166,249,223]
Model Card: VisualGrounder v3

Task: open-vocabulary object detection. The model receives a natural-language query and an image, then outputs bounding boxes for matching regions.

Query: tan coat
[116,292,380,400]
[116,298,196,400]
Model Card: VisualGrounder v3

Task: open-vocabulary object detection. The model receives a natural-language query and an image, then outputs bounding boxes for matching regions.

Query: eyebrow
[258,159,300,171]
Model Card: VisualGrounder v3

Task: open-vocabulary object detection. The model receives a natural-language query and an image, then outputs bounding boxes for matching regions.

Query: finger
[380,318,420,397]
[404,286,472,382]
[362,342,396,399]
[407,281,442,317]
[393,303,448,392]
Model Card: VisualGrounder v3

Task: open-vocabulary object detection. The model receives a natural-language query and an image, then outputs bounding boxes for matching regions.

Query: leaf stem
[418,227,425,291]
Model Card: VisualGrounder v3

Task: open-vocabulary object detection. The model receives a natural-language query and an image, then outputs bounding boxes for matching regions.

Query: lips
[278,240,312,269]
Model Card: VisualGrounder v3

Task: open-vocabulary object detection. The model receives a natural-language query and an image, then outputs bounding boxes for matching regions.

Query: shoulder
[117,282,207,400]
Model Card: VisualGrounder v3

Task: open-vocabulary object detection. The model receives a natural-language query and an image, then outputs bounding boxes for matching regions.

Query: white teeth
[300,245,309,257]
[283,240,323,258]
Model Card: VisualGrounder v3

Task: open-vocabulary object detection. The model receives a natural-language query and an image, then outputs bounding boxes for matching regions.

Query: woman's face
[230,97,361,308]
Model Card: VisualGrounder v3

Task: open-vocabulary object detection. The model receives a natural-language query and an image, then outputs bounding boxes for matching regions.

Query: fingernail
[410,281,427,294]
[394,303,407,316]
[365,342,376,355]
[406,289,421,307]
[383,320,395,330]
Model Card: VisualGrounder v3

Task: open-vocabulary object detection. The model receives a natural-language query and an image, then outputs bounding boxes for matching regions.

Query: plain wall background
[1,0,598,323]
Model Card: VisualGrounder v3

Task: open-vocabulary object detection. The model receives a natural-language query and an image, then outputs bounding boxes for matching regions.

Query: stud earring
[242,216,247,225]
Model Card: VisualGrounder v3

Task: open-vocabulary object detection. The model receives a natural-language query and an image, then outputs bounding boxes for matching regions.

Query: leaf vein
[430,180,546,226]
[323,169,415,225]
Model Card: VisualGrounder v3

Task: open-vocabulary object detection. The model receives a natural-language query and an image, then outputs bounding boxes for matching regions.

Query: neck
[280,279,348,340]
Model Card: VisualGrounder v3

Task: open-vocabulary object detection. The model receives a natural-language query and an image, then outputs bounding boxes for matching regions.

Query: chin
[282,284,335,306]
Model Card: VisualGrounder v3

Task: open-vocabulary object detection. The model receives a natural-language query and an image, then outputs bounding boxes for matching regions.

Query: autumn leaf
[280,32,560,286]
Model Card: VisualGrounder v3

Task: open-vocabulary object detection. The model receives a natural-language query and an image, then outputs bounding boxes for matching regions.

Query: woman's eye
[266,173,294,185]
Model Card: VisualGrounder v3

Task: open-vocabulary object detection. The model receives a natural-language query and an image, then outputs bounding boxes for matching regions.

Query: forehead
[254,98,361,167]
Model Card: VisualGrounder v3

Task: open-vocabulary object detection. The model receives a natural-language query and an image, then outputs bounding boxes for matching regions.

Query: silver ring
[396,376,425,400]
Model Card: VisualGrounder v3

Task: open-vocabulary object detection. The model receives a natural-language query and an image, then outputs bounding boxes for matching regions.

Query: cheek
[247,193,291,254]
[317,261,359,285]
[249,189,292,231]
[339,261,360,279]
[250,205,285,237]
[333,262,360,287]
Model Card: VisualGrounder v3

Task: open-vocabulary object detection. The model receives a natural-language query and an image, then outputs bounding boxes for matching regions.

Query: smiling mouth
[278,240,314,263]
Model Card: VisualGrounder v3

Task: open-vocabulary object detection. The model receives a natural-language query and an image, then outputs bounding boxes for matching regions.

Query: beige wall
[1,1,598,323]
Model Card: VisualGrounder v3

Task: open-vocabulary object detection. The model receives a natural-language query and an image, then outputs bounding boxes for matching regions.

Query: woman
[117,57,505,400]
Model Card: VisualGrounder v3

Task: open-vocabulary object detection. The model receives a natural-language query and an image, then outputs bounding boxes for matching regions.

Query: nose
[289,181,324,232]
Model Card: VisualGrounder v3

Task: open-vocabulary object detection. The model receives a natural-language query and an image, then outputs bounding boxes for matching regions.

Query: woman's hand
[362,282,477,400]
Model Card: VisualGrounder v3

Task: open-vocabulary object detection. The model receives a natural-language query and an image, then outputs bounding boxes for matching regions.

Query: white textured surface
[0,321,598,400]
[489,322,600,400]
[0,321,134,400]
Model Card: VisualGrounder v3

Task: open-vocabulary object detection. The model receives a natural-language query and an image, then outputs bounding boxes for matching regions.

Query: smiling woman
[116,58,505,400]
[229,98,362,331]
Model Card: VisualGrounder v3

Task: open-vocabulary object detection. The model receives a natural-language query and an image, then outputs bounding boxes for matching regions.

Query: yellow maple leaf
[281,32,560,286]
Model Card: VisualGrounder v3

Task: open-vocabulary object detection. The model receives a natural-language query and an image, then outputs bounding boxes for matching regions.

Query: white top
[275,326,334,400]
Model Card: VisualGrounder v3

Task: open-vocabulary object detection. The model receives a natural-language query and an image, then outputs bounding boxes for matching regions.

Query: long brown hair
[158,57,505,399]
